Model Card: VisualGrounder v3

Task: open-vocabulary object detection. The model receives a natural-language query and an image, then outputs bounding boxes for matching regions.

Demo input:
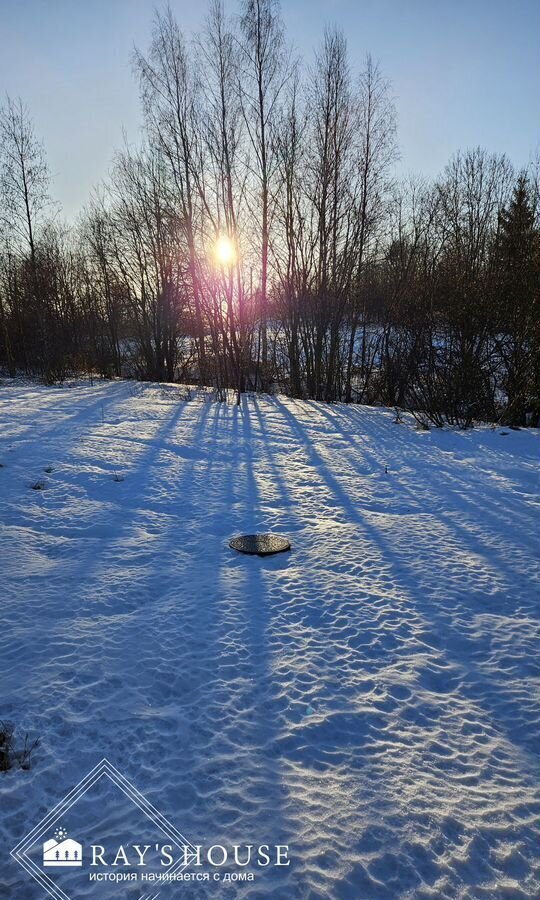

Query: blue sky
[1,0,538,220]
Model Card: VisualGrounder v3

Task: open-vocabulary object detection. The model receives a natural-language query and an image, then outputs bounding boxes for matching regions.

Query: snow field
[1,379,539,898]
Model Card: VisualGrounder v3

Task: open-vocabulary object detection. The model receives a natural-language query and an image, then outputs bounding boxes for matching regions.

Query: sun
[214,234,236,267]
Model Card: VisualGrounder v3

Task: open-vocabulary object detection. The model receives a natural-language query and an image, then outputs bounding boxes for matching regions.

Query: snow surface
[1,379,539,898]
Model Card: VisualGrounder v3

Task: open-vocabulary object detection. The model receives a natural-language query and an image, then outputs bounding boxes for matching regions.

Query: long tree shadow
[5,389,298,897]
[155,396,296,895]
[311,402,537,580]
[266,395,540,897]
[272,397,540,763]
[0,379,130,446]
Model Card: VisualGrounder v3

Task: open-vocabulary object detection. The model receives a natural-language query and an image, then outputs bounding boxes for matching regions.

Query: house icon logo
[42,827,82,867]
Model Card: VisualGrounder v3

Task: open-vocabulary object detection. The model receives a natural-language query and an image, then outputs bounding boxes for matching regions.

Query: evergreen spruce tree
[494,174,540,424]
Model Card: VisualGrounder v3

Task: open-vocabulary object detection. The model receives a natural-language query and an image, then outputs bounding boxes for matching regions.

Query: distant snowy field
[1,379,539,899]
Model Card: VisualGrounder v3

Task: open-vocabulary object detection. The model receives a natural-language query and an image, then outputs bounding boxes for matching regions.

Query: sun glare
[215,234,236,267]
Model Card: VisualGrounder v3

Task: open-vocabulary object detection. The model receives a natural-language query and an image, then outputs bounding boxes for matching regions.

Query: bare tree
[305,27,356,399]
[0,96,53,374]
[273,70,310,396]
[239,0,287,382]
[134,10,207,379]
[108,143,186,382]
[81,196,125,376]
[200,0,246,399]
[0,97,51,260]
[344,55,396,402]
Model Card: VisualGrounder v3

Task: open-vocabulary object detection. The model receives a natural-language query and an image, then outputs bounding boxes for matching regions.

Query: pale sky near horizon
[1,0,538,221]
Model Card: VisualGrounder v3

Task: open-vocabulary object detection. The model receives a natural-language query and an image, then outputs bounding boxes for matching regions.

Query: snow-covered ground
[1,379,539,899]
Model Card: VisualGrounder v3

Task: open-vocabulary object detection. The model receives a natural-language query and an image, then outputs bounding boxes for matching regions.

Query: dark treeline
[1,1,539,426]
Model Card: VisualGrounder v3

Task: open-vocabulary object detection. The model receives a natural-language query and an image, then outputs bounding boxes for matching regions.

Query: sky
[1,0,539,221]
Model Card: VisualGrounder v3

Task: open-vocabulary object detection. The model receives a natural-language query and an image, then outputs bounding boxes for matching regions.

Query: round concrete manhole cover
[229,534,291,556]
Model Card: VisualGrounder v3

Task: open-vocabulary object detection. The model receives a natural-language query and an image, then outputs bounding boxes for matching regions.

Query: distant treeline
[0,2,539,426]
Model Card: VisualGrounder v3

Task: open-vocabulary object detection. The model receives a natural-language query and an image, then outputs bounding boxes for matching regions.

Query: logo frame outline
[11,758,195,900]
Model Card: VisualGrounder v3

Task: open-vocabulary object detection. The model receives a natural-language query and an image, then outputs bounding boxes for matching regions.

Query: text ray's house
[43,838,82,867]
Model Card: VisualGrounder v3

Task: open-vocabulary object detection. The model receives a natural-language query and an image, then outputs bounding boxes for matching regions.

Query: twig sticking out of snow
[0,721,39,772]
